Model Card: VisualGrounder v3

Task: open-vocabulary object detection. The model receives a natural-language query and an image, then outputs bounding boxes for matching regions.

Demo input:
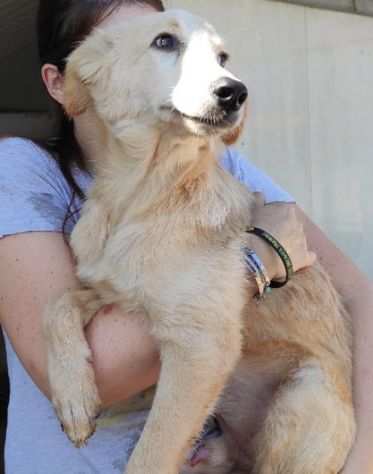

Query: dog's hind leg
[125,324,242,474]
[44,288,104,447]
[251,361,355,474]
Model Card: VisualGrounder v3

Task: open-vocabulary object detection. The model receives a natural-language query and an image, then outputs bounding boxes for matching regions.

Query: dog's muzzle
[211,77,248,114]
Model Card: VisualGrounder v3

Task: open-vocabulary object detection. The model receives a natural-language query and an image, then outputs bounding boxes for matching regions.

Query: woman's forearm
[85,307,161,408]
[0,233,161,408]
[0,214,316,412]
[0,232,266,410]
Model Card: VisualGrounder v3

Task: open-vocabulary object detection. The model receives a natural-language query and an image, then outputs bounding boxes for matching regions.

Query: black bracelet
[246,226,294,288]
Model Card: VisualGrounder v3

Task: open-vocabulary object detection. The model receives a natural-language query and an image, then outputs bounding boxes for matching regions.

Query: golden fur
[43,9,355,474]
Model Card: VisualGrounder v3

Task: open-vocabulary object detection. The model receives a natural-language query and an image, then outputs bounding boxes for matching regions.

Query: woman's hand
[247,194,316,282]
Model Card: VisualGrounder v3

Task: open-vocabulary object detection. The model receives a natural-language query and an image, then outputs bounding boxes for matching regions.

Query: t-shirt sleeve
[221,147,295,204]
[0,138,72,238]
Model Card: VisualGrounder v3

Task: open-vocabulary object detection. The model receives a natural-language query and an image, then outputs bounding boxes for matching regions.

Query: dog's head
[64,9,247,144]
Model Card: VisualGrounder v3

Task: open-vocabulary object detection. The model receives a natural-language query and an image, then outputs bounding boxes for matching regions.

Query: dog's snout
[212,78,248,113]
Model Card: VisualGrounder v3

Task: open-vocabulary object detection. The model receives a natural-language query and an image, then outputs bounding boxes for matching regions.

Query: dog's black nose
[212,78,248,113]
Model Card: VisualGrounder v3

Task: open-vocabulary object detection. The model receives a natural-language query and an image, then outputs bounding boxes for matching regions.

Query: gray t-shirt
[0,137,293,474]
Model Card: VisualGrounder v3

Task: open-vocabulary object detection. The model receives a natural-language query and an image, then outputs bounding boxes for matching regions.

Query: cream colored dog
[44,9,355,474]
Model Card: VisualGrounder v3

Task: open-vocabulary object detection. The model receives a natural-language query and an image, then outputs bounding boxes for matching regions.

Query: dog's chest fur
[73,144,254,316]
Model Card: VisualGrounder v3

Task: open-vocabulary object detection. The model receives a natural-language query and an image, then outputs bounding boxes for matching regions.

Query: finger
[252,192,266,209]
[308,251,317,266]
[298,251,317,270]
[287,203,299,219]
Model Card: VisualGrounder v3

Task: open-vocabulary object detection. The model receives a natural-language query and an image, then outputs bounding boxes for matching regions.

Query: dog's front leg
[125,325,242,474]
[44,288,104,447]
[70,197,109,268]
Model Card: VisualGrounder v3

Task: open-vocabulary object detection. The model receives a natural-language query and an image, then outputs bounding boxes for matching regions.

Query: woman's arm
[0,202,314,408]
[0,232,160,407]
[298,207,373,474]
[1,231,271,408]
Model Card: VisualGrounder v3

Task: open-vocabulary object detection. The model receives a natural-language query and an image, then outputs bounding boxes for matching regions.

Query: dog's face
[64,9,247,141]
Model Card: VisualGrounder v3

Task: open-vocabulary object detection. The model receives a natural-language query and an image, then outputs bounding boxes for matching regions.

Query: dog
[43,9,355,474]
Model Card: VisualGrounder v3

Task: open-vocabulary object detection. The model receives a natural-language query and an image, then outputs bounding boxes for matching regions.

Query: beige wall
[165,0,373,276]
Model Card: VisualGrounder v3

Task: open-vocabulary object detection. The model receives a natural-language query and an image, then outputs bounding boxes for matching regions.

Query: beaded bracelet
[246,226,294,288]
[243,248,271,298]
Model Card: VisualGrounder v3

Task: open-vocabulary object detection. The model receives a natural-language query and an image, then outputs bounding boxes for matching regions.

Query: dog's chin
[161,106,241,138]
[182,114,237,137]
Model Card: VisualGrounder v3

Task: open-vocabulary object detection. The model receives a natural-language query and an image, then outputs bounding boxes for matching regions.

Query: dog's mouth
[161,105,239,130]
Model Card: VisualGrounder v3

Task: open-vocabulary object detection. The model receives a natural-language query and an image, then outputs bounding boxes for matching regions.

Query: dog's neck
[77,109,252,231]
[76,108,213,174]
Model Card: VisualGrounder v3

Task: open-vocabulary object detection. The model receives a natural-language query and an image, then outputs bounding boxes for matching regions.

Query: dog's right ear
[63,29,114,117]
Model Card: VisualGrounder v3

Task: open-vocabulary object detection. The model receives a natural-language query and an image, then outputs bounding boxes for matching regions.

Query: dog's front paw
[50,361,101,448]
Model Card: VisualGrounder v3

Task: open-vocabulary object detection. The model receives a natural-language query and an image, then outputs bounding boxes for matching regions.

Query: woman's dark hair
[37,0,165,202]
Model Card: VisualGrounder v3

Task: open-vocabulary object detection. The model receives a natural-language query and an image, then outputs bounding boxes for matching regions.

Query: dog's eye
[152,33,179,51]
[218,52,229,68]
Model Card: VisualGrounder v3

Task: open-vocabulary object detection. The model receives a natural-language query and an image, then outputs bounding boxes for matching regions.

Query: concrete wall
[272,0,373,17]
[164,0,373,276]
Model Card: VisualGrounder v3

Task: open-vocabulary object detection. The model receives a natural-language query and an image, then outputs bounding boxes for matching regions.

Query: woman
[0,1,371,473]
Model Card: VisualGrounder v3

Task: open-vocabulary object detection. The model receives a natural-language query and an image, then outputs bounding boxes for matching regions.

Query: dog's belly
[217,356,290,452]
